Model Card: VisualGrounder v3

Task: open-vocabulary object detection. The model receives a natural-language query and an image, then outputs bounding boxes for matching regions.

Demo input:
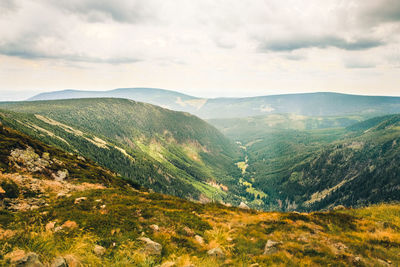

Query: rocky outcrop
[9,147,50,173]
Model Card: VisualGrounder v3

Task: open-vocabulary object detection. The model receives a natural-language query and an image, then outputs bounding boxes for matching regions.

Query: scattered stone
[207,247,225,258]
[51,256,67,267]
[150,224,159,231]
[95,199,102,202]
[52,169,68,182]
[45,221,56,231]
[333,242,348,251]
[100,204,106,209]
[333,205,346,211]
[54,226,63,232]
[74,197,87,204]
[93,245,106,256]
[263,240,283,255]
[56,192,71,199]
[64,254,80,267]
[137,237,162,255]
[194,235,204,245]
[62,220,78,229]
[238,202,250,210]
[161,261,176,267]
[5,250,44,267]
[183,226,195,236]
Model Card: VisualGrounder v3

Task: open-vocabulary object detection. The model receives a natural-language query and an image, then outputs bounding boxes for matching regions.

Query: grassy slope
[0,98,242,203]
[0,124,399,266]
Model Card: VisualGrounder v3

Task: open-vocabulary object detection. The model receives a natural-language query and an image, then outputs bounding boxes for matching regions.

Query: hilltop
[1,123,399,266]
[27,88,400,119]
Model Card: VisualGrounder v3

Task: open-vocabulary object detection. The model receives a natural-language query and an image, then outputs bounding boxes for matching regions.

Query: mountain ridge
[27,88,400,119]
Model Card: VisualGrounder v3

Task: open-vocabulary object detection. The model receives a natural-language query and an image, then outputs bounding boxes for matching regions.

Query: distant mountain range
[28,88,400,119]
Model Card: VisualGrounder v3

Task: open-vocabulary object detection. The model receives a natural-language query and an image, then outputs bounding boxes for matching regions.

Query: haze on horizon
[1,0,400,101]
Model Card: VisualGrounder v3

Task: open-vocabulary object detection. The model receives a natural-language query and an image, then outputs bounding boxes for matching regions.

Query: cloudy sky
[1,0,400,100]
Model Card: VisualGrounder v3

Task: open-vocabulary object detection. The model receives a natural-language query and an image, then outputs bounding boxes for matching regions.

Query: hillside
[28,88,400,119]
[0,98,243,204]
[1,123,399,266]
[216,114,400,211]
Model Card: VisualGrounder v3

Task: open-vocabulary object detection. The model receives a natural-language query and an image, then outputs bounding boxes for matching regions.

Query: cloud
[258,35,384,52]
[46,0,156,23]
[359,0,400,25]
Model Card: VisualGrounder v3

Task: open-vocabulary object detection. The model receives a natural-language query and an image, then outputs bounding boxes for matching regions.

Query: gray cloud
[258,36,384,52]
[47,0,155,23]
[0,40,140,64]
[360,0,400,25]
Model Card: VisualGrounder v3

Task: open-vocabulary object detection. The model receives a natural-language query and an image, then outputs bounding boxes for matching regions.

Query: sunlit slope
[1,124,399,266]
[0,98,242,203]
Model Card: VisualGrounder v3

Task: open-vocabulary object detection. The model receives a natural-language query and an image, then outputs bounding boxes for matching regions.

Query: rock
[64,254,81,267]
[5,249,26,263]
[5,250,44,267]
[56,192,71,199]
[62,220,78,229]
[137,237,162,255]
[160,261,176,267]
[183,226,195,236]
[333,242,347,251]
[333,205,346,211]
[263,240,282,255]
[93,245,106,256]
[194,235,204,245]
[207,247,225,258]
[74,197,87,204]
[45,221,56,231]
[150,224,159,231]
[51,256,67,267]
[238,202,250,210]
[52,169,68,182]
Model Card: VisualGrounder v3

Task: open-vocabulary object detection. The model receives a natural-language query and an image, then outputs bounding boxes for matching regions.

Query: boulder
[5,250,44,267]
[183,226,195,236]
[150,224,159,231]
[194,235,204,245]
[45,221,56,231]
[207,247,225,258]
[64,254,81,267]
[333,205,346,211]
[93,245,106,256]
[62,220,78,230]
[51,256,67,267]
[137,237,162,255]
[74,197,87,204]
[238,202,250,210]
[263,240,283,255]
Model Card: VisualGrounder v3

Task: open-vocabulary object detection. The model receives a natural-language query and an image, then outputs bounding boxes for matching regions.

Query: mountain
[28,88,400,119]
[0,98,243,204]
[212,113,400,211]
[1,122,400,266]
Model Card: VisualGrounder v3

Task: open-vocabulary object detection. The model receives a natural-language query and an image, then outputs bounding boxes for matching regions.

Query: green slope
[0,98,243,204]
[212,114,400,211]
[1,123,400,266]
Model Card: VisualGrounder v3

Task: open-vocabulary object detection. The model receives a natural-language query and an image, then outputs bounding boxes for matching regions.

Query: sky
[0,0,400,100]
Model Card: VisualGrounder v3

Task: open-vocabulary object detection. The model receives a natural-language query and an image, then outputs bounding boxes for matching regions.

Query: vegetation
[1,124,399,266]
[0,98,243,204]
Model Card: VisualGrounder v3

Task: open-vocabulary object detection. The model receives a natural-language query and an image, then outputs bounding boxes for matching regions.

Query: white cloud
[0,0,399,98]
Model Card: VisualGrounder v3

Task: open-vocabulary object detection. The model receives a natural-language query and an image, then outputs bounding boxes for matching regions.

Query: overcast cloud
[0,0,399,99]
